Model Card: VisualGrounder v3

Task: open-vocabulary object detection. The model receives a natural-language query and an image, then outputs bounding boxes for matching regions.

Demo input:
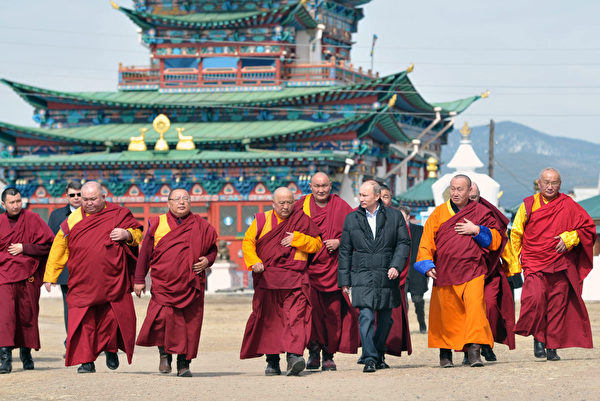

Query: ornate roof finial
[406,63,415,73]
[128,128,147,152]
[153,114,170,152]
[176,127,196,150]
[387,94,397,108]
[459,121,472,138]
[481,90,490,99]
[426,156,439,179]
[110,1,119,10]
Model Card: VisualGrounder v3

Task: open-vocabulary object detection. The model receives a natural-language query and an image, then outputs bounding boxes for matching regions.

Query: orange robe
[416,200,502,350]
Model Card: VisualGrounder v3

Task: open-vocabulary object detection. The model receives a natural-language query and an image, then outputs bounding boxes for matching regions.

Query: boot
[285,352,306,376]
[414,299,427,334]
[306,343,320,370]
[105,351,119,370]
[265,354,281,376]
[321,350,336,371]
[176,354,192,377]
[546,349,560,361]
[461,352,469,366]
[439,348,453,368]
[19,347,34,370]
[534,339,546,358]
[158,346,172,373]
[467,343,484,367]
[481,344,497,362]
[0,347,12,374]
[77,362,95,373]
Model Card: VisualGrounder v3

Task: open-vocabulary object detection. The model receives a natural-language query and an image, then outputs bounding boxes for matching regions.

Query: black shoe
[546,349,560,361]
[285,353,306,376]
[534,339,546,358]
[363,360,376,373]
[440,348,453,368]
[376,360,390,369]
[77,362,96,373]
[105,351,119,370]
[481,344,497,362]
[265,363,282,376]
[176,354,192,377]
[19,347,34,370]
[0,347,12,374]
[461,352,469,366]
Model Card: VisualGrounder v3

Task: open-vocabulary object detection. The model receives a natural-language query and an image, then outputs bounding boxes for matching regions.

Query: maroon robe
[135,212,217,360]
[299,194,359,355]
[0,210,54,349]
[60,203,142,366]
[515,193,595,349]
[240,208,321,359]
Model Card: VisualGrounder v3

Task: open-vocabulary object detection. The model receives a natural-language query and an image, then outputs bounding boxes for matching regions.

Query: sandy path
[1,295,599,401]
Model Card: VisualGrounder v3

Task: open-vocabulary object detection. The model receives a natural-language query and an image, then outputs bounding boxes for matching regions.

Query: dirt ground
[1,295,599,401]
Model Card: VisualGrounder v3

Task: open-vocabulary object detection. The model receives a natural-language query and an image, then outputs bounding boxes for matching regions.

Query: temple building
[0,0,485,273]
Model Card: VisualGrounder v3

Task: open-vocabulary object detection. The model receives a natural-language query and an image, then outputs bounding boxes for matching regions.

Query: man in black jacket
[338,180,411,373]
[47,181,82,346]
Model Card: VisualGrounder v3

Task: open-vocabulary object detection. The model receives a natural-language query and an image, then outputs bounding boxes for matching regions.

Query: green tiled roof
[0,112,382,145]
[0,149,349,168]
[396,177,436,202]
[578,194,600,220]
[118,2,317,30]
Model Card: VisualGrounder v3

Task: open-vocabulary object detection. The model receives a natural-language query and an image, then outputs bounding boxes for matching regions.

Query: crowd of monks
[0,166,596,376]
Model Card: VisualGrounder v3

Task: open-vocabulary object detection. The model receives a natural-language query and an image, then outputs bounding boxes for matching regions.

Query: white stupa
[432,122,501,207]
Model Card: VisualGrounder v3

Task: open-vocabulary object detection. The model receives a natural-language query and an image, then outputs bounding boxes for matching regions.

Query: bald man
[44,182,142,373]
[296,173,357,371]
[240,187,322,376]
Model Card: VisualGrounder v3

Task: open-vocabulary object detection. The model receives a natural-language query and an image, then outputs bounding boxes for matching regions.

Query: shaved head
[272,187,294,219]
[309,172,332,206]
[81,181,105,214]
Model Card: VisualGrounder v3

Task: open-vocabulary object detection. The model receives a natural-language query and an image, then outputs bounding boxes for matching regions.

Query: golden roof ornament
[426,156,439,178]
[153,114,170,152]
[459,121,472,138]
[110,1,119,9]
[481,90,490,99]
[175,127,195,150]
[128,128,147,152]
[406,63,415,73]
[387,94,397,108]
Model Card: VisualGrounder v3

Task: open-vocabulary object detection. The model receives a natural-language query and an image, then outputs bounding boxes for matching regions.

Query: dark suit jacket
[47,204,72,285]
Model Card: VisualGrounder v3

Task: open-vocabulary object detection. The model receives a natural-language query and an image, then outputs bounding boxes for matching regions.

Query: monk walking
[134,188,218,377]
[511,167,595,361]
[44,181,142,373]
[297,172,357,371]
[0,188,54,374]
[414,174,505,368]
[240,187,322,376]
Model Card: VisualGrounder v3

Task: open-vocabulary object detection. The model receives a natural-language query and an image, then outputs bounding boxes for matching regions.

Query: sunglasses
[68,192,82,198]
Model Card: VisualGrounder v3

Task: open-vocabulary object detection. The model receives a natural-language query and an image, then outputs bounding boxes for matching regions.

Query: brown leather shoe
[439,348,453,368]
[467,343,484,367]
[158,347,172,373]
[177,367,192,377]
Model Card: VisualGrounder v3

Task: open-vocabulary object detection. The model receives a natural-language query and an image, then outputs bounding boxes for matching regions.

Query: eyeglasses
[68,193,82,198]
[168,197,190,203]
[540,180,560,187]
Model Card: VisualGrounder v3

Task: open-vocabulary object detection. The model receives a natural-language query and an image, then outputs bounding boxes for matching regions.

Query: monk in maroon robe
[134,188,218,377]
[296,172,358,372]
[240,187,322,376]
[511,168,595,361]
[44,181,142,373]
[0,188,54,374]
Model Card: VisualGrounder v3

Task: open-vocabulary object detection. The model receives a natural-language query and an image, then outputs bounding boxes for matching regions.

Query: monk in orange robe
[511,168,595,361]
[296,172,357,371]
[44,181,142,374]
[134,188,218,377]
[414,175,504,368]
[240,187,322,376]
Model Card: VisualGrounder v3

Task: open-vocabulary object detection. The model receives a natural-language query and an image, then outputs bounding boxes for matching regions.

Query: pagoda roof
[0,149,349,169]
[0,109,406,146]
[395,177,436,203]
[1,72,481,118]
[117,2,317,30]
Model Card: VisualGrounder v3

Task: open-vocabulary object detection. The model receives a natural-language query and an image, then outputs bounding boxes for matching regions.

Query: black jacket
[338,201,410,310]
[405,222,429,295]
[47,204,72,285]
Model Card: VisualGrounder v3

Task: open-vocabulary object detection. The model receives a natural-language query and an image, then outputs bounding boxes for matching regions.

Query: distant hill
[440,121,600,209]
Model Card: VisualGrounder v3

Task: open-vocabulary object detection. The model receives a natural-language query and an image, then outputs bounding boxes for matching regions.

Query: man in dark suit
[398,206,428,334]
[47,181,82,347]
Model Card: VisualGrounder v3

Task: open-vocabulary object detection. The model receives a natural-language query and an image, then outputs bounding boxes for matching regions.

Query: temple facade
[0,0,484,275]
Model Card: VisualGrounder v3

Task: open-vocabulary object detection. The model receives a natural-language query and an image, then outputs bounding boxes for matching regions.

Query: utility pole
[489,119,494,178]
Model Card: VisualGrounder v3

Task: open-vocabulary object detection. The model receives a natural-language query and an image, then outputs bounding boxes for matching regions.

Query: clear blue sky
[1,0,599,143]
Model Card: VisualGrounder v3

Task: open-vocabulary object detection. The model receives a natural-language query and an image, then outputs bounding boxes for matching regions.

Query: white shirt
[365,205,380,239]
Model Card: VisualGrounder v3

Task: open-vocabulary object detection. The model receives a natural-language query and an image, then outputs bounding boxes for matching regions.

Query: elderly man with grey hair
[338,180,410,373]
